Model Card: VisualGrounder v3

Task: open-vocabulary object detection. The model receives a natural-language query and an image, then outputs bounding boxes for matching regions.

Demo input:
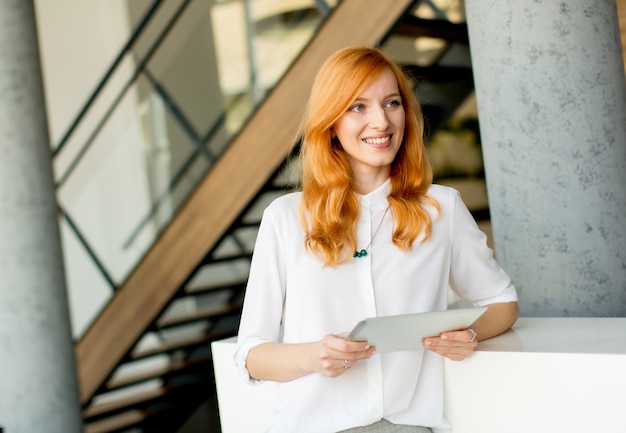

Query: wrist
[466,328,477,342]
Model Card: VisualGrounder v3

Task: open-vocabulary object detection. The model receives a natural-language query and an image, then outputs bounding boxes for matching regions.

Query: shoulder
[427,183,461,207]
[263,191,303,221]
[266,191,302,210]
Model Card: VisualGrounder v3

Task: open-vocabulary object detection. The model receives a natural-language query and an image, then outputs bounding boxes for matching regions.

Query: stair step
[185,280,247,297]
[106,357,212,391]
[157,302,242,329]
[403,64,473,82]
[204,252,253,265]
[131,329,235,360]
[84,409,146,433]
[84,384,169,419]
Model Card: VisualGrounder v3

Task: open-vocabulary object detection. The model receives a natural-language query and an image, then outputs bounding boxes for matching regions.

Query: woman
[235,46,519,433]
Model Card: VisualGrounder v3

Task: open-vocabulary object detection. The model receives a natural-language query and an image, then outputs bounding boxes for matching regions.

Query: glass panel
[59,216,113,340]
[57,75,199,284]
[52,52,138,184]
[141,1,226,137]
[52,0,183,182]
[55,0,337,339]
[210,0,335,133]
[40,0,135,151]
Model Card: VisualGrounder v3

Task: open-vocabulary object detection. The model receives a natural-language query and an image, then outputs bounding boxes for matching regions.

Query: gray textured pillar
[0,1,83,432]
[465,0,626,316]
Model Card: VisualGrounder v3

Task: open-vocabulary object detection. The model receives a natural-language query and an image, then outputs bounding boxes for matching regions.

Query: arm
[427,190,519,360]
[246,334,377,382]
[469,300,519,341]
[423,301,519,361]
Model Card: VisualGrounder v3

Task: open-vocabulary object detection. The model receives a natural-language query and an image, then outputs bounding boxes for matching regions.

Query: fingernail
[441,335,448,340]
[424,340,431,347]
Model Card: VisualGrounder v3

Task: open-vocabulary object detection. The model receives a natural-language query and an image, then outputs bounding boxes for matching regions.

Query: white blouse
[235,179,517,433]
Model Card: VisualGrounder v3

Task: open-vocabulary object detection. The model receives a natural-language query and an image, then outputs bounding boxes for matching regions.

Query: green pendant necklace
[353,206,390,258]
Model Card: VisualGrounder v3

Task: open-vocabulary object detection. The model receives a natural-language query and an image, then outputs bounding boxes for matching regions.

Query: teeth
[363,136,391,144]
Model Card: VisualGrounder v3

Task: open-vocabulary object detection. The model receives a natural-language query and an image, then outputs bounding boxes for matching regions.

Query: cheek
[395,111,406,132]
[394,117,406,144]
[397,128,405,144]
[334,120,359,144]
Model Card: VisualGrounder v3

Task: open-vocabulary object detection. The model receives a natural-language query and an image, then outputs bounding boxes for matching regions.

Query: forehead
[353,69,400,99]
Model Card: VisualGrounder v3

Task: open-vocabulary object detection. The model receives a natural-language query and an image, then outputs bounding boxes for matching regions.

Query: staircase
[56,1,480,431]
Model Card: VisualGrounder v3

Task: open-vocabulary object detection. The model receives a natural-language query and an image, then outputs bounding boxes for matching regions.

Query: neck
[352,172,390,195]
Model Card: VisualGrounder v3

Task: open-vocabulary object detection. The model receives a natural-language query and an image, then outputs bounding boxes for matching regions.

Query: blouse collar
[357,178,391,209]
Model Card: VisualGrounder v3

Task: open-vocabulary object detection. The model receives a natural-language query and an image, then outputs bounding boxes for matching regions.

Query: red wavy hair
[299,46,439,266]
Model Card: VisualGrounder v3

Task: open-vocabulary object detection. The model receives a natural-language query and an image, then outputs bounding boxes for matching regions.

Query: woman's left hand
[422,329,478,361]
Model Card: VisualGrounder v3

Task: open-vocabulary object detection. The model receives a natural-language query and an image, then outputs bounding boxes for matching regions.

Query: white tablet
[347,306,487,353]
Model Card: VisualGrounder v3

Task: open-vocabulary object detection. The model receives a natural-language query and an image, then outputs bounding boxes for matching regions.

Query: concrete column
[465,0,626,316]
[0,1,83,432]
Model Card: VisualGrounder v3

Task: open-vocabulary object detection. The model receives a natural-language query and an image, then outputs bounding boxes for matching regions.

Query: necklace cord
[354,206,390,258]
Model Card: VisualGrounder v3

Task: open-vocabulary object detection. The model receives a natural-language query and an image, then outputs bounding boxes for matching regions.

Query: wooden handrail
[75,0,415,404]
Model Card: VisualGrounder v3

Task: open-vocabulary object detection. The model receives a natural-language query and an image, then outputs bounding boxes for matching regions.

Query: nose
[368,106,389,130]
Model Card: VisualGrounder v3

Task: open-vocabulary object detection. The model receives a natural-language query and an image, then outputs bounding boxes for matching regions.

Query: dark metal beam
[394,15,469,43]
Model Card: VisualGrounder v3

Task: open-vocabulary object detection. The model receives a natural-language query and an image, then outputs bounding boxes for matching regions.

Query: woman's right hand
[246,335,376,382]
[310,333,377,377]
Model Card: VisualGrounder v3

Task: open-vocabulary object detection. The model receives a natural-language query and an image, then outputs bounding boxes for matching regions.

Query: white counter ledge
[212,317,626,433]
[475,317,626,354]
[443,317,626,433]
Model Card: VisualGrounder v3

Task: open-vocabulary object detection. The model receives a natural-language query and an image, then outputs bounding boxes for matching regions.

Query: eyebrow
[352,93,402,102]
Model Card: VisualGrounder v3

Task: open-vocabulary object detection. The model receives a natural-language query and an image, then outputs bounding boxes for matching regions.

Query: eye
[385,99,402,109]
[349,103,366,113]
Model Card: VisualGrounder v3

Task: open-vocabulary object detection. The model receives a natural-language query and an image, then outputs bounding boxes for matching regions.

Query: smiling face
[332,68,405,192]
